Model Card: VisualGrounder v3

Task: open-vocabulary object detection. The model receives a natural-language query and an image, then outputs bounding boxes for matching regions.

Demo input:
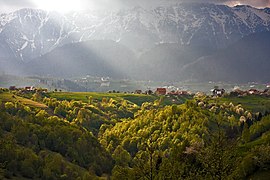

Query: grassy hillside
[0,92,47,108]
[0,89,269,179]
[47,92,191,106]
[219,95,270,113]
[180,32,270,82]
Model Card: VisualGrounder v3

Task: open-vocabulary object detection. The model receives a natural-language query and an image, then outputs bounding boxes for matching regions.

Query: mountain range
[0,3,270,82]
[180,32,270,82]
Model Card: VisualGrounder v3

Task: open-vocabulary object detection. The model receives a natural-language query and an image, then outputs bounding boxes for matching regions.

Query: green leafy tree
[112,145,131,167]
[197,128,240,179]
[242,123,250,143]
[4,102,15,115]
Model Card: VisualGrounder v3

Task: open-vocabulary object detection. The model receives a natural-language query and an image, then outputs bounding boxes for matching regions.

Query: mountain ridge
[0,3,270,82]
[1,3,270,62]
[24,31,270,83]
[180,31,270,83]
[25,40,138,78]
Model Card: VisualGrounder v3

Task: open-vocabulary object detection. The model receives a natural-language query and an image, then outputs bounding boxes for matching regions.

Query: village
[6,84,270,98]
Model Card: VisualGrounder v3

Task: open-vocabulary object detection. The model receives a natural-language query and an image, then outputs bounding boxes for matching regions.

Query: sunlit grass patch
[0,92,47,108]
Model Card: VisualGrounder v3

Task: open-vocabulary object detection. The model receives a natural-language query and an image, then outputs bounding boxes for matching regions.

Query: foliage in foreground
[0,89,270,179]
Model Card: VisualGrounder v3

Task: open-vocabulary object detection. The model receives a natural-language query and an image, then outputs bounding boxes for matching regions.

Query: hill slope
[26,40,138,78]
[137,44,213,80]
[180,32,270,82]
[1,4,270,62]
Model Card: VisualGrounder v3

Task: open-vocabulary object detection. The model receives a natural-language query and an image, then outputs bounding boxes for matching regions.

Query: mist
[0,1,270,84]
[0,0,270,13]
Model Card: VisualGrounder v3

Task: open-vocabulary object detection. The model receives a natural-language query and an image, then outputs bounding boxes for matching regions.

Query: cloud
[0,0,269,13]
[0,0,33,6]
[117,0,270,7]
[229,0,270,7]
[136,0,270,7]
[194,0,270,7]
[81,0,270,9]
[0,0,35,13]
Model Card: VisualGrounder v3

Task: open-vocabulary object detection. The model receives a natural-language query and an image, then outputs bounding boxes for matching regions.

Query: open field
[47,92,191,106]
[220,95,270,113]
[0,90,270,179]
[0,92,47,108]
[48,92,154,105]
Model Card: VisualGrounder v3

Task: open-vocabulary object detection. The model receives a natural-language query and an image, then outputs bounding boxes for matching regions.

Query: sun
[233,2,242,6]
[32,0,84,13]
[226,1,242,7]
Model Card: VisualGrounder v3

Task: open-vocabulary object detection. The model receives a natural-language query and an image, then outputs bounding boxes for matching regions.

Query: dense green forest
[0,88,270,179]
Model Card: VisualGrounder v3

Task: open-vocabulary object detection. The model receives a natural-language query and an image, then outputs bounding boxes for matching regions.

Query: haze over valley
[0,2,270,86]
[1,1,270,180]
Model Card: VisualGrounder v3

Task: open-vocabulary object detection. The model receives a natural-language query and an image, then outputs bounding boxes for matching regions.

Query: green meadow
[0,92,47,108]
[47,92,191,106]
[220,95,270,113]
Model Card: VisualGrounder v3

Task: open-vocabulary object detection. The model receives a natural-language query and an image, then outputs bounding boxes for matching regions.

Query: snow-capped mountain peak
[1,3,270,62]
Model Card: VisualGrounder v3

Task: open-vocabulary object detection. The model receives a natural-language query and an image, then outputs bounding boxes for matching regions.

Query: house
[230,89,245,97]
[42,89,48,93]
[212,88,225,97]
[248,89,260,95]
[178,91,189,95]
[263,89,270,96]
[155,88,166,95]
[25,86,35,91]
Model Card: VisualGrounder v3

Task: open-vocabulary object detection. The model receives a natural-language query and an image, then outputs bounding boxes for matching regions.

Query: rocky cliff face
[1,3,270,62]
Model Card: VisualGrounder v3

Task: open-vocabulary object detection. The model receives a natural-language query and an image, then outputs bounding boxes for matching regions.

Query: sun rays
[31,0,84,13]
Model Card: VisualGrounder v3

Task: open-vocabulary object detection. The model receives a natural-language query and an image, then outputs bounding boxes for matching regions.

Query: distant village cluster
[107,88,191,96]
[229,88,270,97]
[107,86,270,98]
[6,85,270,98]
[8,86,48,93]
[208,86,270,97]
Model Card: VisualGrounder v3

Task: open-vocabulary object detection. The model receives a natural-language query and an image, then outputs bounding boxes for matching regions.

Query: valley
[0,3,270,82]
[0,2,270,180]
[0,87,270,179]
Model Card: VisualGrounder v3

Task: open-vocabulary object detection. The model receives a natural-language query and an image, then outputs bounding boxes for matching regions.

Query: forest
[0,88,270,179]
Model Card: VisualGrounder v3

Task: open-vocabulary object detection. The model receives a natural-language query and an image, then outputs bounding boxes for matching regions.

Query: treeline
[100,98,270,179]
[0,98,113,179]
[0,90,270,179]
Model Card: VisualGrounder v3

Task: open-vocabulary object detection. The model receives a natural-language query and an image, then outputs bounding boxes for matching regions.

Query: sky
[0,0,269,14]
